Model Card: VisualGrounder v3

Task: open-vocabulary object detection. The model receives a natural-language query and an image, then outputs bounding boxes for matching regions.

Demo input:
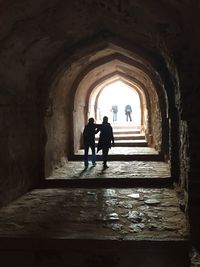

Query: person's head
[88,117,94,124]
[103,116,108,123]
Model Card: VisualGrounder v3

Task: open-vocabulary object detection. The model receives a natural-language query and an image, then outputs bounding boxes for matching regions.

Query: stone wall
[0,105,42,206]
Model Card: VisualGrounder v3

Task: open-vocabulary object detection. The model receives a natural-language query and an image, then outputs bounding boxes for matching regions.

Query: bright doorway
[96,81,141,126]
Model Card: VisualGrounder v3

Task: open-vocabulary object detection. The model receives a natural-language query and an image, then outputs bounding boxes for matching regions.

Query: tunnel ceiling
[50,43,165,123]
[0,0,199,113]
[71,53,161,110]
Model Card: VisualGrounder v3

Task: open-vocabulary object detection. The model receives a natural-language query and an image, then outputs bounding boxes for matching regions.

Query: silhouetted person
[111,104,118,122]
[125,104,132,121]
[97,116,114,169]
[83,118,99,168]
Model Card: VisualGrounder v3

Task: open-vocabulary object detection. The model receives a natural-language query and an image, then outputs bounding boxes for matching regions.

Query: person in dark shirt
[97,116,114,169]
[125,104,132,121]
[83,118,99,168]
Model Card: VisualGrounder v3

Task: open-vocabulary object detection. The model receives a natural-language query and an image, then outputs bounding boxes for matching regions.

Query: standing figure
[111,104,118,122]
[83,118,99,168]
[125,104,132,121]
[97,116,114,169]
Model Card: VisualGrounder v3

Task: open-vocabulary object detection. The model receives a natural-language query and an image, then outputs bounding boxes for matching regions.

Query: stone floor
[0,188,187,241]
[191,248,200,267]
[0,187,190,266]
[48,161,170,180]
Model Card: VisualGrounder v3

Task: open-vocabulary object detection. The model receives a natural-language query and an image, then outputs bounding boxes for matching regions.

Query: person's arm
[95,128,100,134]
[125,106,127,114]
[83,126,86,136]
[111,127,114,145]
[94,124,101,134]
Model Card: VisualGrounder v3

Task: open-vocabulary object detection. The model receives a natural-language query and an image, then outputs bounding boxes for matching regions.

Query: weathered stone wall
[172,16,200,241]
[44,103,68,177]
[188,119,200,244]
[149,91,162,152]
[0,105,42,206]
[0,37,47,206]
[178,120,189,212]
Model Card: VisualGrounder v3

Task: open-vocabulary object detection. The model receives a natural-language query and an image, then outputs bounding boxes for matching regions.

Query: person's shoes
[103,164,109,169]
[84,164,88,169]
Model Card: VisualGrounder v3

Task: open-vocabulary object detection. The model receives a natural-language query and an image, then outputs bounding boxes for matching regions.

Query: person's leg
[91,143,96,166]
[102,148,109,168]
[84,144,89,168]
[127,112,131,121]
[128,112,131,121]
[129,112,132,121]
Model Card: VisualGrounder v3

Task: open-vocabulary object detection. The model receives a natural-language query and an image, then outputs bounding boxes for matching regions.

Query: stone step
[100,140,148,147]
[111,123,140,130]
[72,147,162,161]
[96,133,146,140]
[94,141,148,147]
[70,153,161,161]
[43,177,172,188]
[113,137,146,142]
[0,238,189,267]
[113,129,141,134]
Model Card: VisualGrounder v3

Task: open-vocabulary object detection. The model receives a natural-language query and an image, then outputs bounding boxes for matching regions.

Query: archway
[92,80,141,126]
[43,40,172,180]
[73,61,162,155]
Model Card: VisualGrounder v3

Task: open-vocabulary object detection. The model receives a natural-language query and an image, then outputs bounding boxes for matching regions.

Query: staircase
[113,124,146,146]
[70,124,163,162]
[100,125,147,147]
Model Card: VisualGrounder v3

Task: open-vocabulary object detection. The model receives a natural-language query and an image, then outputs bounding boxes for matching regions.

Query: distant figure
[83,118,99,168]
[125,104,132,121]
[111,104,118,122]
[97,116,114,169]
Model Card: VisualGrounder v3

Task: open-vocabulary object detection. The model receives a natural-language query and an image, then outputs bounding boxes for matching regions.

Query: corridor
[1,1,200,266]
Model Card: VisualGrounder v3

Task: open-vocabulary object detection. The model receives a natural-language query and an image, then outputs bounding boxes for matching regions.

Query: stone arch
[92,78,144,126]
[72,56,164,155]
[91,72,152,128]
[42,37,177,180]
[84,72,149,139]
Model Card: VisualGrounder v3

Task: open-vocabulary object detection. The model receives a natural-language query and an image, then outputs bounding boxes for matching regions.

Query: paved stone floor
[191,248,200,267]
[0,183,192,266]
[0,188,187,240]
[48,161,170,180]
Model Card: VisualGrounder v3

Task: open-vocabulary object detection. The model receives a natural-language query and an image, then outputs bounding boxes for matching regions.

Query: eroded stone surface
[48,161,170,179]
[0,188,188,240]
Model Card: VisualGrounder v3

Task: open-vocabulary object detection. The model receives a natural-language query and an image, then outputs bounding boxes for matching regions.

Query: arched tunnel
[44,42,171,176]
[0,1,200,266]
